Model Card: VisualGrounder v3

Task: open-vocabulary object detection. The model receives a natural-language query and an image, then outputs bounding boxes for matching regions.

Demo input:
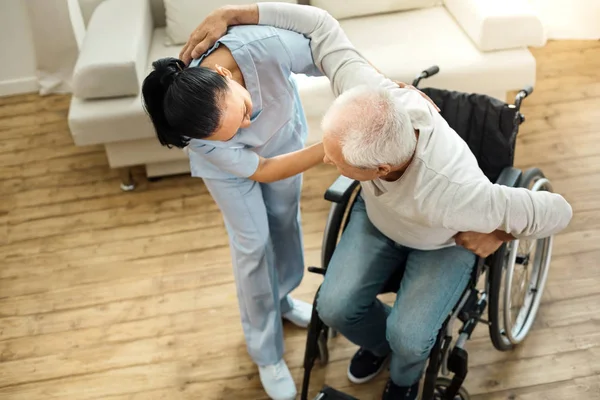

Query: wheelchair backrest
[421,88,519,183]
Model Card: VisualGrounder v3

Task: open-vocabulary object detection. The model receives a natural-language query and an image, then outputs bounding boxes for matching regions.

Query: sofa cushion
[72,0,153,99]
[295,7,536,118]
[150,0,167,28]
[310,0,440,20]
[69,28,178,146]
[444,0,546,51]
[163,0,296,45]
[78,0,105,26]
[78,0,166,28]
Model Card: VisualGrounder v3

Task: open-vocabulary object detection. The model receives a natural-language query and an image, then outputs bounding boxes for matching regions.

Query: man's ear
[377,164,392,176]
[215,64,233,78]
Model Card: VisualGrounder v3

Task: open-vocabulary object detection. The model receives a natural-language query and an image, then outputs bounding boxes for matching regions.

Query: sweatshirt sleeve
[257,2,398,96]
[442,179,573,239]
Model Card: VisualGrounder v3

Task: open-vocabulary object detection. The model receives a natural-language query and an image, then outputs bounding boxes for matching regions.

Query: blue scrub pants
[203,172,304,366]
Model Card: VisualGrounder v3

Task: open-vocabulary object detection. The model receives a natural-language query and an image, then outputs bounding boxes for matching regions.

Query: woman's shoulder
[221,25,280,50]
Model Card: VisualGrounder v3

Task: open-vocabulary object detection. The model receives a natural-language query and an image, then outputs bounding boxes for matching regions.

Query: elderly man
[181,3,573,399]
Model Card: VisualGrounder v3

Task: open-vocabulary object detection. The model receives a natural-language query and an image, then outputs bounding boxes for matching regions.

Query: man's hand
[394,81,440,112]
[454,231,510,258]
[179,5,259,65]
[179,8,231,65]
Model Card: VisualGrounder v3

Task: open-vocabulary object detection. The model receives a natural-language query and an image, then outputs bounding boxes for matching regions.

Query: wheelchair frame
[300,68,555,400]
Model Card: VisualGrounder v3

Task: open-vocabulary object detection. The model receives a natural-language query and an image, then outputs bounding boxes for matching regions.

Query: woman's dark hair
[141,57,229,148]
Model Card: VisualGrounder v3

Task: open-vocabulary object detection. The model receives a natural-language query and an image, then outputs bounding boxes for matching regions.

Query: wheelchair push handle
[423,65,440,78]
[514,85,534,110]
[412,65,440,87]
[522,86,534,96]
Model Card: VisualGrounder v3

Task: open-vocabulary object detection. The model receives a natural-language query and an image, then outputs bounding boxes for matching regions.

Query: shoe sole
[347,356,389,385]
[282,315,309,329]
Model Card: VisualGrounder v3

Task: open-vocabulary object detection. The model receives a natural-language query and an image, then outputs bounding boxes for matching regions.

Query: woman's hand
[394,81,440,112]
[179,7,232,65]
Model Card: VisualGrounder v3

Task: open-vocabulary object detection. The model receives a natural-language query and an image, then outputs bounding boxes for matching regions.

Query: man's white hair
[322,85,416,169]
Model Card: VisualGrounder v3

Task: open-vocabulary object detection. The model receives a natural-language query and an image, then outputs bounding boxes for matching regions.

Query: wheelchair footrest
[448,347,468,377]
[444,348,468,399]
[313,386,359,400]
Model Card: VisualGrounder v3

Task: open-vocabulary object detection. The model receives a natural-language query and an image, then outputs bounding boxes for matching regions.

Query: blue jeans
[317,195,476,386]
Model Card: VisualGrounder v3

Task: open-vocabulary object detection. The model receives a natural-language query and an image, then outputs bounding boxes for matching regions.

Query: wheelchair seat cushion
[421,88,519,182]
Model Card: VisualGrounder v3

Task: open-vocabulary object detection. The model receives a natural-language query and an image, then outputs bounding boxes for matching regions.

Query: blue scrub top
[186,25,322,179]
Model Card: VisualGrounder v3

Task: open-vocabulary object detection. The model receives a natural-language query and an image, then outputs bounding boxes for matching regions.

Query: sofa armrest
[444,0,546,51]
[72,0,153,100]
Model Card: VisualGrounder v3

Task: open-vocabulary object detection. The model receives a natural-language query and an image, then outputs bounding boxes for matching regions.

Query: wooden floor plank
[0,231,590,319]
[517,153,600,181]
[0,209,328,283]
[470,376,600,400]
[466,349,600,395]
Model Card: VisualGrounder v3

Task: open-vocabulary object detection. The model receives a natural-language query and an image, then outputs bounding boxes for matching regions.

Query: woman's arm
[249,142,325,183]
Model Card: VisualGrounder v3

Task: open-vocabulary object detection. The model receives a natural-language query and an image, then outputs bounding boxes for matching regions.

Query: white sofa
[68,0,546,186]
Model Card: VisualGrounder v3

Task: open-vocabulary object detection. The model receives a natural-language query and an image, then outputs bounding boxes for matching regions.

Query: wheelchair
[301,66,555,400]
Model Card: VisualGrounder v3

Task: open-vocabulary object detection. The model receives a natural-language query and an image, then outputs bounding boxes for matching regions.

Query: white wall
[529,0,600,39]
[25,0,81,95]
[0,0,38,96]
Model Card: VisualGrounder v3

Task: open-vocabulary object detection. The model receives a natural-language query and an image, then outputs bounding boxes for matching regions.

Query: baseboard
[0,76,39,97]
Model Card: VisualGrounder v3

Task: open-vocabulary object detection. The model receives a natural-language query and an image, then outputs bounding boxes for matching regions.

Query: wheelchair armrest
[494,167,522,187]
[324,175,360,203]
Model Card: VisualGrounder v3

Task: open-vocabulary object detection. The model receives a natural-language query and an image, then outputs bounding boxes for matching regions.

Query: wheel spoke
[502,176,554,344]
[490,171,555,351]
[505,238,552,343]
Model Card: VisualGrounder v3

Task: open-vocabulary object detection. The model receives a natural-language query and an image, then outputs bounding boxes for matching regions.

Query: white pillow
[310,0,441,20]
[164,0,297,45]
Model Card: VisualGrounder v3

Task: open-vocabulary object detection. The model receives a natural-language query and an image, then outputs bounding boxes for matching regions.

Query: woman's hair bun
[153,57,185,87]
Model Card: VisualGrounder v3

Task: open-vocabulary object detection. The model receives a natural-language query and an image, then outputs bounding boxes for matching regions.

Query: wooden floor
[0,40,599,400]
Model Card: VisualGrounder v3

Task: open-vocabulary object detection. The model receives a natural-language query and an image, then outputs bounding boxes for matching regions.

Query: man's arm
[443,180,573,240]
[257,3,397,96]
[179,3,394,95]
[179,4,439,111]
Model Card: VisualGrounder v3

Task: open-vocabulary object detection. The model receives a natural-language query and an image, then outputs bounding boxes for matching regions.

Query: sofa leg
[119,168,136,192]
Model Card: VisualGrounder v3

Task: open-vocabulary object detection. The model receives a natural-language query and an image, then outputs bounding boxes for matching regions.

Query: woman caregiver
[141,11,326,400]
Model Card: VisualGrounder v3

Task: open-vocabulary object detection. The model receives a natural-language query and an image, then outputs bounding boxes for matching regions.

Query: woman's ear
[215,64,233,79]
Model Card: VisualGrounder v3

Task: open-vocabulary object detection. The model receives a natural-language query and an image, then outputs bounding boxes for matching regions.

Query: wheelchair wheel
[433,378,470,400]
[488,168,553,350]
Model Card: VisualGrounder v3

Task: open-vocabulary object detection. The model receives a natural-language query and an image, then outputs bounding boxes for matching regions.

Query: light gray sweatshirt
[258,2,573,250]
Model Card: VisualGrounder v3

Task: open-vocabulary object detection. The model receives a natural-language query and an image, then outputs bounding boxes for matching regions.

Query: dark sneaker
[381,379,419,400]
[347,348,389,384]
